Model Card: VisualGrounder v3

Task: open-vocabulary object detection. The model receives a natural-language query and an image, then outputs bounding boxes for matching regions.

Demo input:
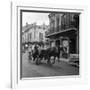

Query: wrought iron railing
[46,21,78,36]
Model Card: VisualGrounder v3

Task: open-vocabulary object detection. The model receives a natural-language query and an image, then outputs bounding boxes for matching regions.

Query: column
[76,31,79,54]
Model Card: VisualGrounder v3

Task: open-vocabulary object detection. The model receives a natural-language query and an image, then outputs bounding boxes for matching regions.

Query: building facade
[22,23,48,45]
[46,12,79,55]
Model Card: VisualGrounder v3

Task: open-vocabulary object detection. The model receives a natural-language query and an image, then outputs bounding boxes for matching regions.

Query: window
[29,33,32,41]
[39,32,43,41]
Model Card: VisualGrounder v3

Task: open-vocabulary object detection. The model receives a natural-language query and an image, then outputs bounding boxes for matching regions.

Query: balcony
[46,23,76,36]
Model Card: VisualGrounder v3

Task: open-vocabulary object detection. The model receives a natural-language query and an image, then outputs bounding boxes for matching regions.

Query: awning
[28,41,44,45]
[46,28,77,39]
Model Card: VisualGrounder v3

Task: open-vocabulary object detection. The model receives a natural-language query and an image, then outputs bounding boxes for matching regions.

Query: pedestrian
[28,45,32,61]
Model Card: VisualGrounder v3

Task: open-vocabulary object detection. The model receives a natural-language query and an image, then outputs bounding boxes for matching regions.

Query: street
[21,51,79,78]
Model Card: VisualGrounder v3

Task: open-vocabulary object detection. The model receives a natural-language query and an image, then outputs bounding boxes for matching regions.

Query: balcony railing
[46,22,78,36]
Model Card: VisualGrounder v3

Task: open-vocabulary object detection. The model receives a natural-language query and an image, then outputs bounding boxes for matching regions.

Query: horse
[32,45,39,62]
[31,44,61,65]
[38,45,61,65]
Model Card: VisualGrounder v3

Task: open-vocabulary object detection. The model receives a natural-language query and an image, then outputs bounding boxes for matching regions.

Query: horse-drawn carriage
[29,45,61,65]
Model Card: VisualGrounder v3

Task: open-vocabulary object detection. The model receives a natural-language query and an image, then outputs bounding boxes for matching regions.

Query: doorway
[69,37,76,54]
[55,40,60,46]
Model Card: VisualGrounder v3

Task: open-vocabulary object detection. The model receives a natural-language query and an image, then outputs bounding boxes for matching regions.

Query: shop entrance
[55,40,60,46]
[69,37,76,54]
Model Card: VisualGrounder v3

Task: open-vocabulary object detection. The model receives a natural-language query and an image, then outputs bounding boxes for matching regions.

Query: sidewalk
[60,58,69,62]
[59,57,79,67]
